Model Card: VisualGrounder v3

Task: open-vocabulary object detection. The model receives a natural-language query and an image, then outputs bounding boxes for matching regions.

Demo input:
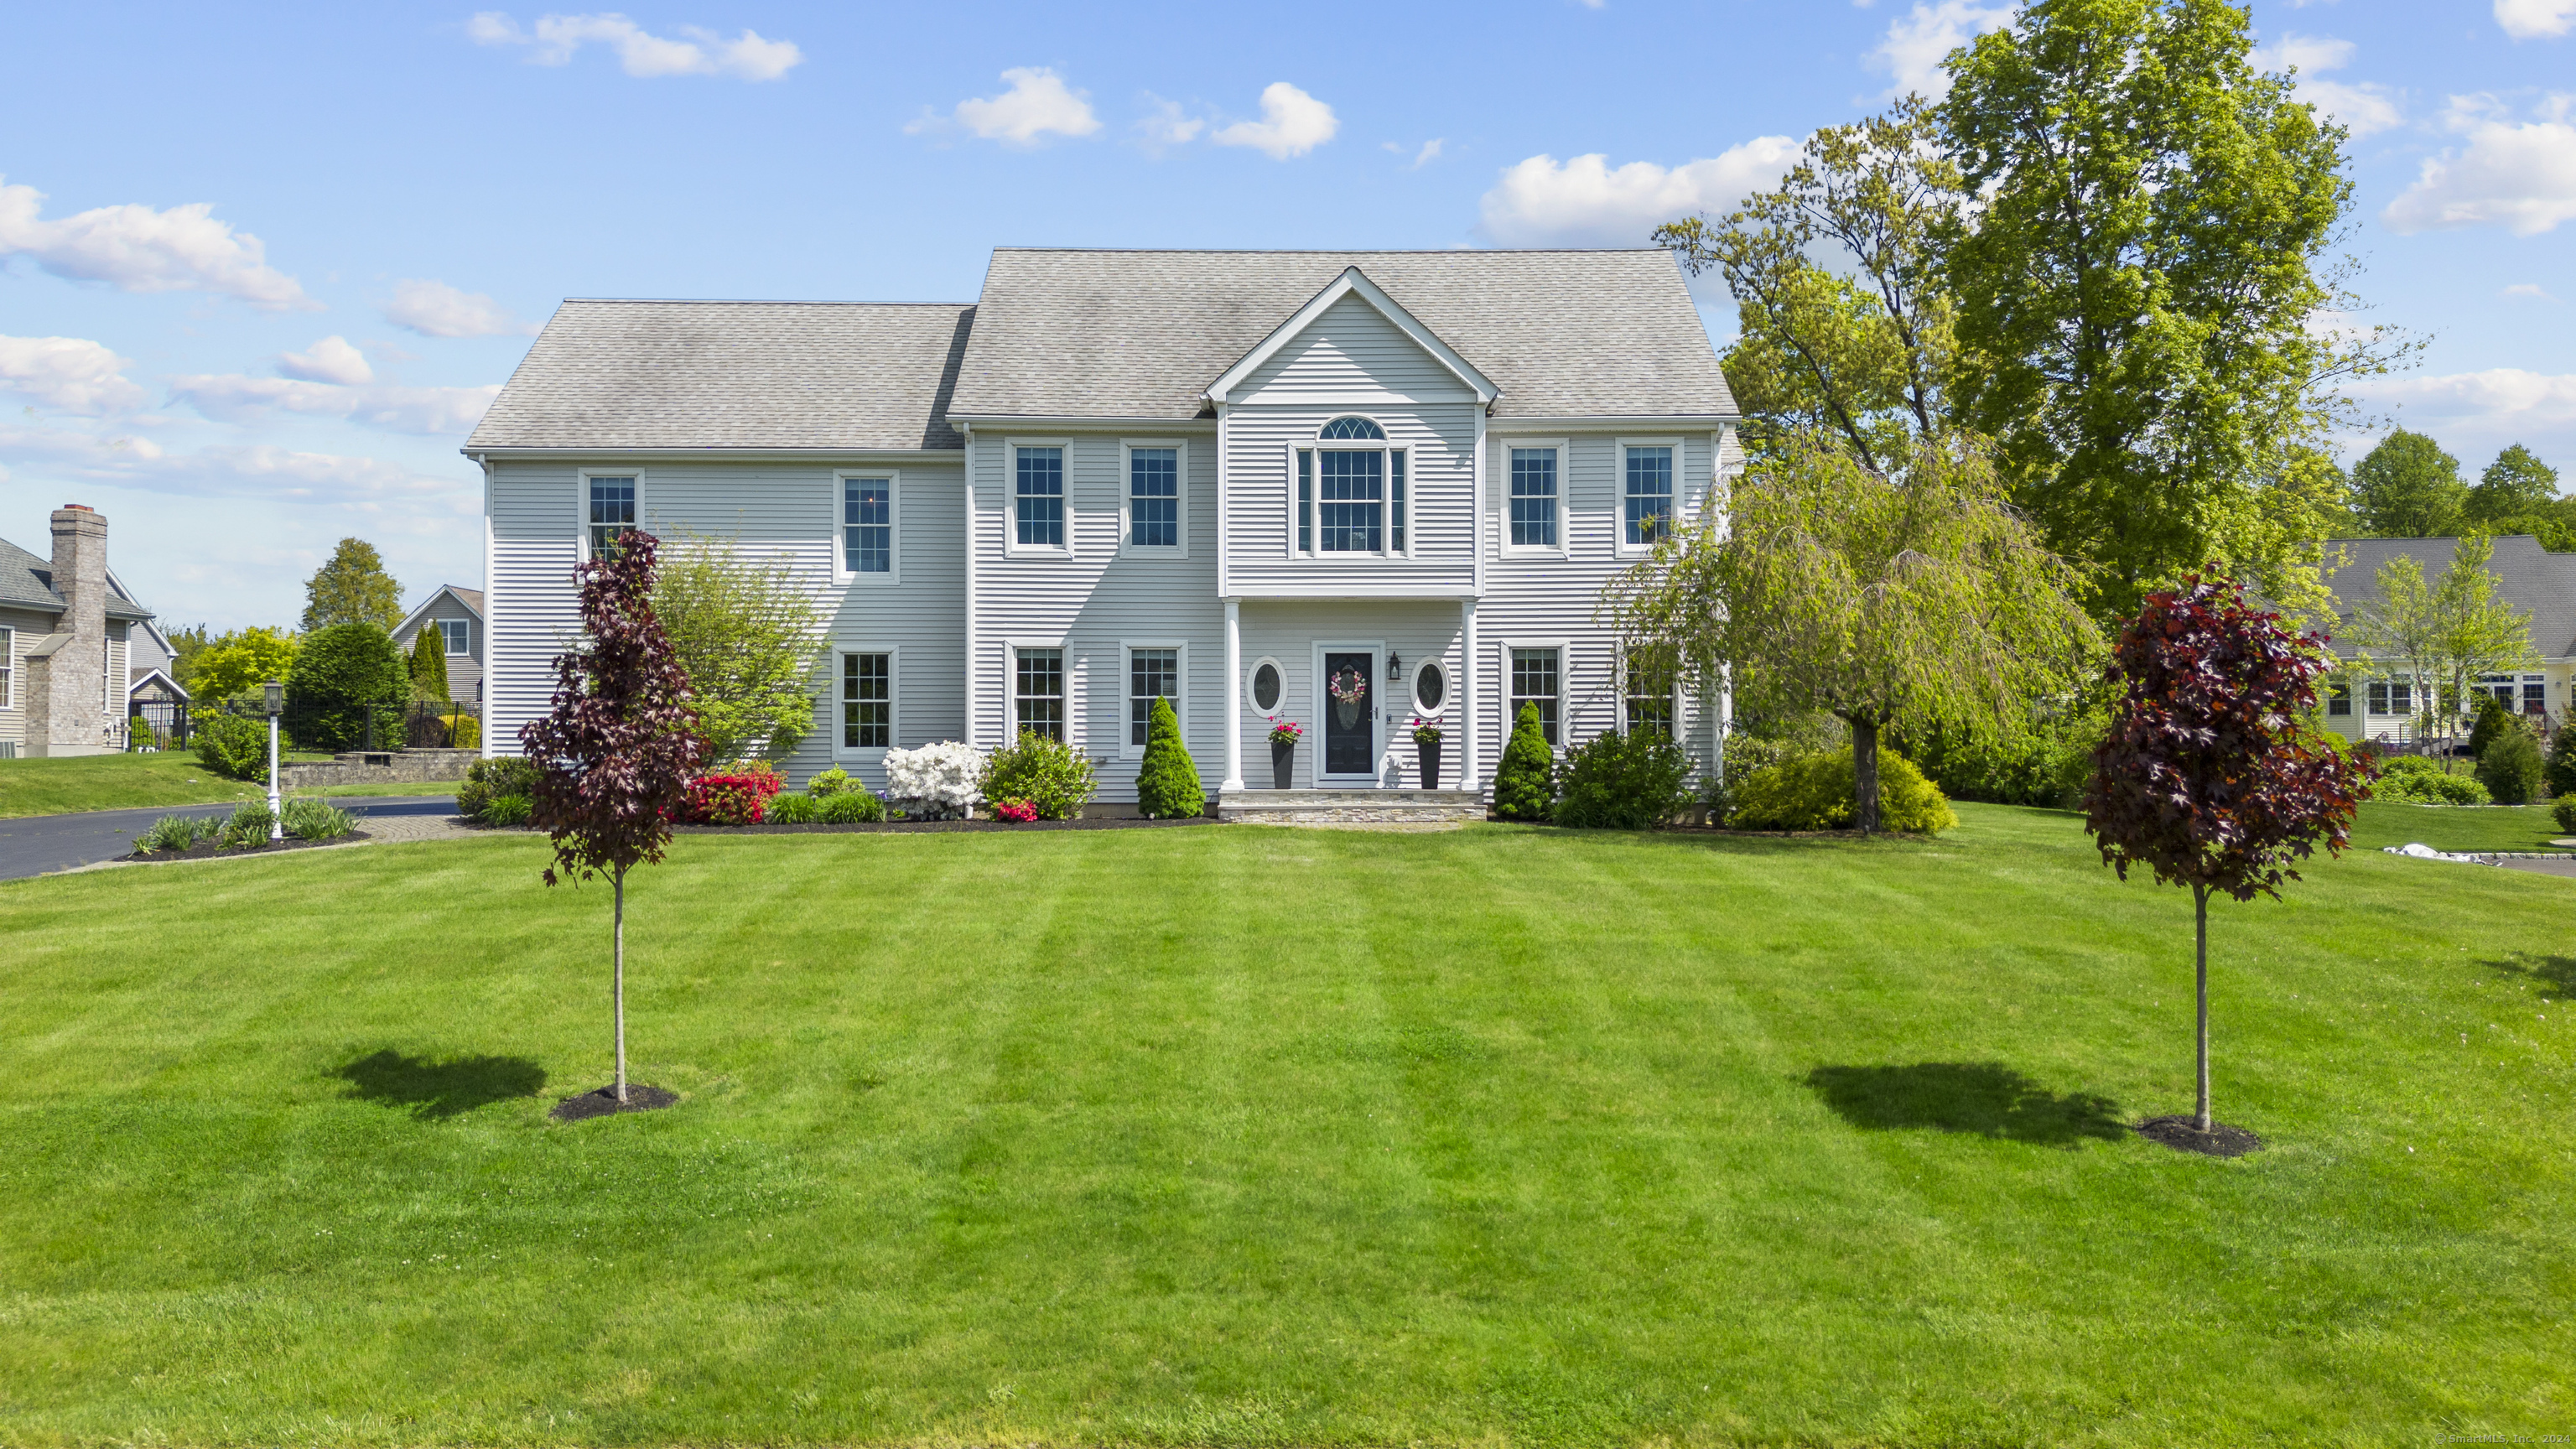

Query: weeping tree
[523,530,707,1109]
[1608,429,2099,832]
[2085,574,2369,1144]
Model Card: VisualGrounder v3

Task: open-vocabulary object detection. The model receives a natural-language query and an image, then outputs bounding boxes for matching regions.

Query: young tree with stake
[2085,574,2369,1146]
[522,531,706,1108]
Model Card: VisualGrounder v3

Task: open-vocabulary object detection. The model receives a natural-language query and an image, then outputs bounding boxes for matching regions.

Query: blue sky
[5,0,2573,631]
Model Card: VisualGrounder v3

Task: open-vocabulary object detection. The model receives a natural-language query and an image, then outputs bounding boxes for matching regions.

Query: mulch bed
[2137,1114,2265,1158]
[672,815,1219,836]
[549,1084,679,1121]
[124,832,373,864]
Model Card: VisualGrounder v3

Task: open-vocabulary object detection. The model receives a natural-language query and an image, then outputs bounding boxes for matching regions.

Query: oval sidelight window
[1413,659,1448,715]
[1249,658,1284,714]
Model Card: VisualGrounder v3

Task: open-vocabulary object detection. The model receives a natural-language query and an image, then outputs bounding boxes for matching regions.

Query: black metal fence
[128,698,191,750]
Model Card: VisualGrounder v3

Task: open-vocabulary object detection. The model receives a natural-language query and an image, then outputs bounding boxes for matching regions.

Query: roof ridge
[558,299,976,307]
[988,247,1670,255]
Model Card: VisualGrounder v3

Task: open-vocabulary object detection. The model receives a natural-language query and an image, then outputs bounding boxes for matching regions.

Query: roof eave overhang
[1202,266,1501,408]
[463,444,963,461]
[943,413,1218,431]
[1493,413,1745,428]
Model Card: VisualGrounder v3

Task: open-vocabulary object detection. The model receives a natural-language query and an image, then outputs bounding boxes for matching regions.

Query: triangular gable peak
[1204,266,1499,409]
[394,584,486,641]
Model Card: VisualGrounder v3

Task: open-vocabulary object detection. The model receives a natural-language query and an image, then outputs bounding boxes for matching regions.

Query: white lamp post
[264,680,283,841]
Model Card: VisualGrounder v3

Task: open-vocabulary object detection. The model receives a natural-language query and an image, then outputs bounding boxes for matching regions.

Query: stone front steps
[1216,787,1488,826]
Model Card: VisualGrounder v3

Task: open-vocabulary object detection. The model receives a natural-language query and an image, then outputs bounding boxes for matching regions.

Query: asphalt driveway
[0,796,458,881]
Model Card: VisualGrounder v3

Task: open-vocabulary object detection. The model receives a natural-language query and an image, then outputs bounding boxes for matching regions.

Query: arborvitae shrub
[1493,702,1556,821]
[1134,696,1205,818]
[409,625,449,701]
[2469,693,2514,760]
[2476,722,2545,804]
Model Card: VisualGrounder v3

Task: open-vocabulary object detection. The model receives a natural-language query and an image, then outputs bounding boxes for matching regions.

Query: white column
[1221,596,1244,792]
[1458,596,1480,791]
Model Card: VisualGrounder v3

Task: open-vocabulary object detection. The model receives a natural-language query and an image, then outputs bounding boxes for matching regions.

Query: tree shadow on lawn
[2485,953,2576,997]
[331,1049,547,1119]
[1805,1062,2127,1147]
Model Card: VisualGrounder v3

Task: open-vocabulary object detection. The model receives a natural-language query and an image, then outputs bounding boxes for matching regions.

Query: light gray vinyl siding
[1222,402,1478,597]
[393,594,485,704]
[0,605,51,749]
[1233,599,1467,789]
[486,459,966,788]
[970,428,1221,802]
[1235,293,1478,406]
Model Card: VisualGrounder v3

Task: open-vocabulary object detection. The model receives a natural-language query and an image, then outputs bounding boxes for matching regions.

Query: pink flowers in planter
[1269,719,1304,746]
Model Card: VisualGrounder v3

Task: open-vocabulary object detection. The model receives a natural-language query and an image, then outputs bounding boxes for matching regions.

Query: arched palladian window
[1293,417,1406,556]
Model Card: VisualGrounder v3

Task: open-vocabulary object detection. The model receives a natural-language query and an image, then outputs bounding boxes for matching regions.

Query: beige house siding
[0,604,56,751]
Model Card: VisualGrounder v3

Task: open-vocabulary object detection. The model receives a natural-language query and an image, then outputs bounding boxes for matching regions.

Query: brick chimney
[25,505,113,756]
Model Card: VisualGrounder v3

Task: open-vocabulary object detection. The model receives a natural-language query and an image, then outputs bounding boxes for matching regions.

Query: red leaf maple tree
[2084,573,2372,1137]
[521,530,707,1105]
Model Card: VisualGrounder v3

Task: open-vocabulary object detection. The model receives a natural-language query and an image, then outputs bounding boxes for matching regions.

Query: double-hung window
[2368,679,2412,715]
[1624,652,1676,738]
[1015,445,1066,551]
[1510,647,1561,747]
[1129,646,1180,752]
[1622,444,1674,549]
[0,626,12,710]
[1127,445,1180,551]
[1507,444,1562,553]
[1293,417,1406,557]
[2327,683,2352,717]
[2525,676,2548,714]
[1015,647,1065,741]
[586,475,636,558]
[842,474,896,578]
[437,620,470,656]
[842,652,891,750]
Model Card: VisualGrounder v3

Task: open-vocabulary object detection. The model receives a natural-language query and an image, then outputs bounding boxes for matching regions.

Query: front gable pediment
[1205,267,1499,408]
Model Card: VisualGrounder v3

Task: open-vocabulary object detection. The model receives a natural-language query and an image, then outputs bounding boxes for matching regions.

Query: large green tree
[2350,430,2465,538]
[301,538,404,632]
[2460,443,2570,546]
[1608,429,2101,832]
[185,626,299,707]
[651,533,825,764]
[1937,0,2392,618]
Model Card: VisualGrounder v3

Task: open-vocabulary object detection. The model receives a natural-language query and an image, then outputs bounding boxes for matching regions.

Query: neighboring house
[0,505,178,757]
[465,248,1741,803]
[2319,533,2574,744]
[392,585,486,704]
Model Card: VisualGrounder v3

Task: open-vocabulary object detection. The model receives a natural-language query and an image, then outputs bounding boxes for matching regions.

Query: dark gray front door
[1322,651,1374,776]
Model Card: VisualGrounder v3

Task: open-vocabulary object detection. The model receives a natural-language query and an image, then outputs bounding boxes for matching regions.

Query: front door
[1322,651,1375,778]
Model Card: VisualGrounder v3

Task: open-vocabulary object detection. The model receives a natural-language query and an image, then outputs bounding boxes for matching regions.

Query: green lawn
[1,807,2566,1446]
[0,750,457,818]
[2350,798,2569,853]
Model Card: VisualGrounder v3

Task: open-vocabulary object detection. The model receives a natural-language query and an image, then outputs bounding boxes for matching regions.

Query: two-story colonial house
[466,248,1739,811]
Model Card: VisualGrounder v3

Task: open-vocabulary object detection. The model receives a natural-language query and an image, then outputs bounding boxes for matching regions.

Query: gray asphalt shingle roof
[0,535,153,621]
[467,301,974,451]
[2324,535,2576,658]
[949,248,1732,421]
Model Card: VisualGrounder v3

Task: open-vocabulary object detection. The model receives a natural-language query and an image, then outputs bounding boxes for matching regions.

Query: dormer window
[1292,417,1407,558]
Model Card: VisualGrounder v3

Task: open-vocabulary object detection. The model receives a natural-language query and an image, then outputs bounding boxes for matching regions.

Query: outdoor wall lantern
[1385,652,1402,681]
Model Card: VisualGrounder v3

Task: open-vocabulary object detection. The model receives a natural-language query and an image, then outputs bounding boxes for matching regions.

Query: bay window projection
[842,652,891,749]
[1510,647,1561,746]
[1130,647,1178,746]
[1510,447,1559,548]
[845,477,892,573]
[1016,447,1065,548]
[1623,445,1673,546]
[1016,648,1065,740]
[1130,449,1178,548]
[588,475,636,556]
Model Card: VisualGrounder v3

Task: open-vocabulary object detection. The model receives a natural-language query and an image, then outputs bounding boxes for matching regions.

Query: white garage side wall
[969,428,1222,802]
[486,460,584,756]
[1233,599,1467,789]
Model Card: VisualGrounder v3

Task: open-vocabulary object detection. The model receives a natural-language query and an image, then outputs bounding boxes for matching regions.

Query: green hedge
[1551,729,1695,829]
[1731,748,1957,834]
[192,714,268,781]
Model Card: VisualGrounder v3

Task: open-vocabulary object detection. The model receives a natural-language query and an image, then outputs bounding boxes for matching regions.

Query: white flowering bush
[884,741,984,820]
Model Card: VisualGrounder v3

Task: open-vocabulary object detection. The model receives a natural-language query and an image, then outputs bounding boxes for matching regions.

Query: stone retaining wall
[279,749,478,790]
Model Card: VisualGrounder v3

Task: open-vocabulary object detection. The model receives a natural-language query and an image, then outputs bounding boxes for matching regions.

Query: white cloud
[467,12,802,80]
[169,373,502,436]
[1211,82,1339,160]
[382,278,538,338]
[1411,138,1446,169]
[0,423,465,505]
[276,335,374,386]
[0,176,314,311]
[2496,0,2576,39]
[2251,33,2402,138]
[1867,0,2015,101]
[2382,96,2576,236]
[0,335,146,413]
[2351,367,2576,473]
[2503,282,2559,299]
[1135,96,1204,150]
[1477,139,1802,247]
[910,67,1100,145]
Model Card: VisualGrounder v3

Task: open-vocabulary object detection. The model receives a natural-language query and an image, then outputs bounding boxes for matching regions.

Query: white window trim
[1498,636,1575,754]
[1245,653,1287,719]
[833,469,903,585]
[1310,639,1389,783]
[1616,645,1686,741]
[577,468,646,563]
[1498,437,1571,558]
[1005,439,1076,559]
[1615,437,1684,559]
[1410,655,1452,719]
[1005,638,1075,747]
[834,644,901,759]
[438,619,472,656]
[1118,439,1190,559]
[1290,416,1410,560]
[0,625,13,711]
[1119,639,1189,760]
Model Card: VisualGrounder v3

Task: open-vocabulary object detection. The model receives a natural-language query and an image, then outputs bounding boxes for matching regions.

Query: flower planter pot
[1270,739,1296,790]
[1415,740,1442,790]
